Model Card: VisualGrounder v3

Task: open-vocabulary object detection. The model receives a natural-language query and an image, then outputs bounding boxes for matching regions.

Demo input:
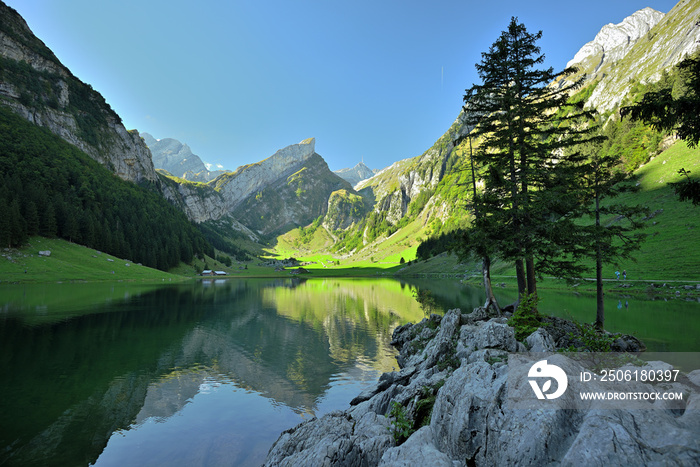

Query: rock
[143,134,209,179]
[456,320,519,362]
[558,4,700,115]
[688,369,700,387]
[526,328,555,352]
[567,8,664,71]
[160,182,227,223]
[220,138,317,211]
[263,411,393,467]
[334,162,378,186]
[38,250,51,257]
[611,334,646,352]
[350,368,416,406]
[559,410,700,466]
[264,308,698,466]
[378,427,456,466]
[418,309,461,370]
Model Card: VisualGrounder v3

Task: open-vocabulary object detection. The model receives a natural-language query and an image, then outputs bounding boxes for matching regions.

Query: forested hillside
[0,106,212,270]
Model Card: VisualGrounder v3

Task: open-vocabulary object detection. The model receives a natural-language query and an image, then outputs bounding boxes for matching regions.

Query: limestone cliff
[142,132,227,182]
[231,152,355,237]
[557,2,700,113]
[356,112,471,225]
[334,161,379,187]
[0,2,157,184]
[158,171,227,223]
[214,138,318,211]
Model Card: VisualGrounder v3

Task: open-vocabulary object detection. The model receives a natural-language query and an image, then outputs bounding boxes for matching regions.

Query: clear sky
[5,0,681,172]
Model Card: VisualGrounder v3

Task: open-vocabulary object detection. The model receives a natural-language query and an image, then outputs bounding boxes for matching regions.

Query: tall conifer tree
[464,17,598,306]
[569,140,648,330]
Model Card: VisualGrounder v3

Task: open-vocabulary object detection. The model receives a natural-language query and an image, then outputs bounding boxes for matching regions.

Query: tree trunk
[594,192,605,331]
[526,256,537,296]
[515,258,526,302]
[482,255,501,314]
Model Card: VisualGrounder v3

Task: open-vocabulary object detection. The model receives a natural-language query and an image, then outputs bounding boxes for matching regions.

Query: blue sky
[6,0,681,172]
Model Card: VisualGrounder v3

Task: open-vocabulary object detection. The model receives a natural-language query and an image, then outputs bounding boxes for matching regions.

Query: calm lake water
[0,278,698,466]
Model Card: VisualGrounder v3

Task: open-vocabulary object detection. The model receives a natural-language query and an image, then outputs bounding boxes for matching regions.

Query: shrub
[387,401,413,444]
[507,292,543,341]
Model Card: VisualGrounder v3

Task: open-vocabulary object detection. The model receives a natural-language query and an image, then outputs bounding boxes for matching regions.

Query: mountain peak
[567,7,665,70]
[558,1,700,114]
[334,160,377,186]
[258,138,313,163]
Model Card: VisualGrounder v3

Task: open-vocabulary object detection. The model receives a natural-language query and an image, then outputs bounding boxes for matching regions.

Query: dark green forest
[0,105,213,270]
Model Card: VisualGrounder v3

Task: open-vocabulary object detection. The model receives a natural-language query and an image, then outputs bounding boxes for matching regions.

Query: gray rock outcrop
[334,162,378,187]
[218,138,317,211]
[264,308,700,466]
[141,133,227,183]
[159,179,227,223]
[0,3,157,184]
[566,8,665,72]
[142,134,208,177]
[559,3,700,113]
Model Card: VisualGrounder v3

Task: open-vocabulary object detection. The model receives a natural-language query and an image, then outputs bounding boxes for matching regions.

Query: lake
[1,278,698,466]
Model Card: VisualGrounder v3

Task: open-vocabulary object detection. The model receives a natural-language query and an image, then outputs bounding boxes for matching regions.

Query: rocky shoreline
[263,307,700,466]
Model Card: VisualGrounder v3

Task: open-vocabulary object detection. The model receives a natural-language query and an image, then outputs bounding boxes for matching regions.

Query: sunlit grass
[0,237,186,283]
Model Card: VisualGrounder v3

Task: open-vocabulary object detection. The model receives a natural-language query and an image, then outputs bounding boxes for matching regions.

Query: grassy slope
[619,141,700,280]
[266,139,700,282]
[6,143,694,284]
[0,237,186,283]
[404,140,700,284]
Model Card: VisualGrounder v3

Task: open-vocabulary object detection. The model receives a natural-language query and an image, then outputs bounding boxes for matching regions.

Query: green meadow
[2,142,698,287]
[0,237,185,284]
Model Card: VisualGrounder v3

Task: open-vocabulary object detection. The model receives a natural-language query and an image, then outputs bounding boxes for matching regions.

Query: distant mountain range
[1,0,698,262]
[141,133,227,182]
[333,162,380,186]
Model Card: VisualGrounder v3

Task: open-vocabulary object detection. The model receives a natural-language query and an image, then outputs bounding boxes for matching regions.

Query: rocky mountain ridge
[558,1,700,113]
[566,7,665,72]
[353,112,471,227]
[0,1,157,184]
[295,1,700,258]
[214,137,318,211]
[230,152,355,237]
[334,161,379,186]
[142,132,228,182]
[157,137,360,241]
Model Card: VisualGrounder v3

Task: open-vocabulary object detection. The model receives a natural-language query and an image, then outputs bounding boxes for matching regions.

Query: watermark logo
[528,359,568,400]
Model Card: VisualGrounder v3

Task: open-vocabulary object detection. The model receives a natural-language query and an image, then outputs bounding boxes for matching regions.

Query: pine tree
[571,140,648,330]
[24,200,39,236]
[0,198,10,247]
[463,17,598,307]
[41,201,57,237]
[8,198,27,247]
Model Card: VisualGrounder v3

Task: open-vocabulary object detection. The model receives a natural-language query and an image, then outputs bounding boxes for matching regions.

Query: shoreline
[263,308,700,466]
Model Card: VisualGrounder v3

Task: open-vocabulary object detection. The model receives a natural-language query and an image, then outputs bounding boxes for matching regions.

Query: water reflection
[0,279,424,466]
[1,278,698,466]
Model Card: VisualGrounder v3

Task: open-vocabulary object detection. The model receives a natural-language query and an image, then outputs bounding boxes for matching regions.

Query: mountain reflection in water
[0,278,425,466]
[1,277,698,466]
